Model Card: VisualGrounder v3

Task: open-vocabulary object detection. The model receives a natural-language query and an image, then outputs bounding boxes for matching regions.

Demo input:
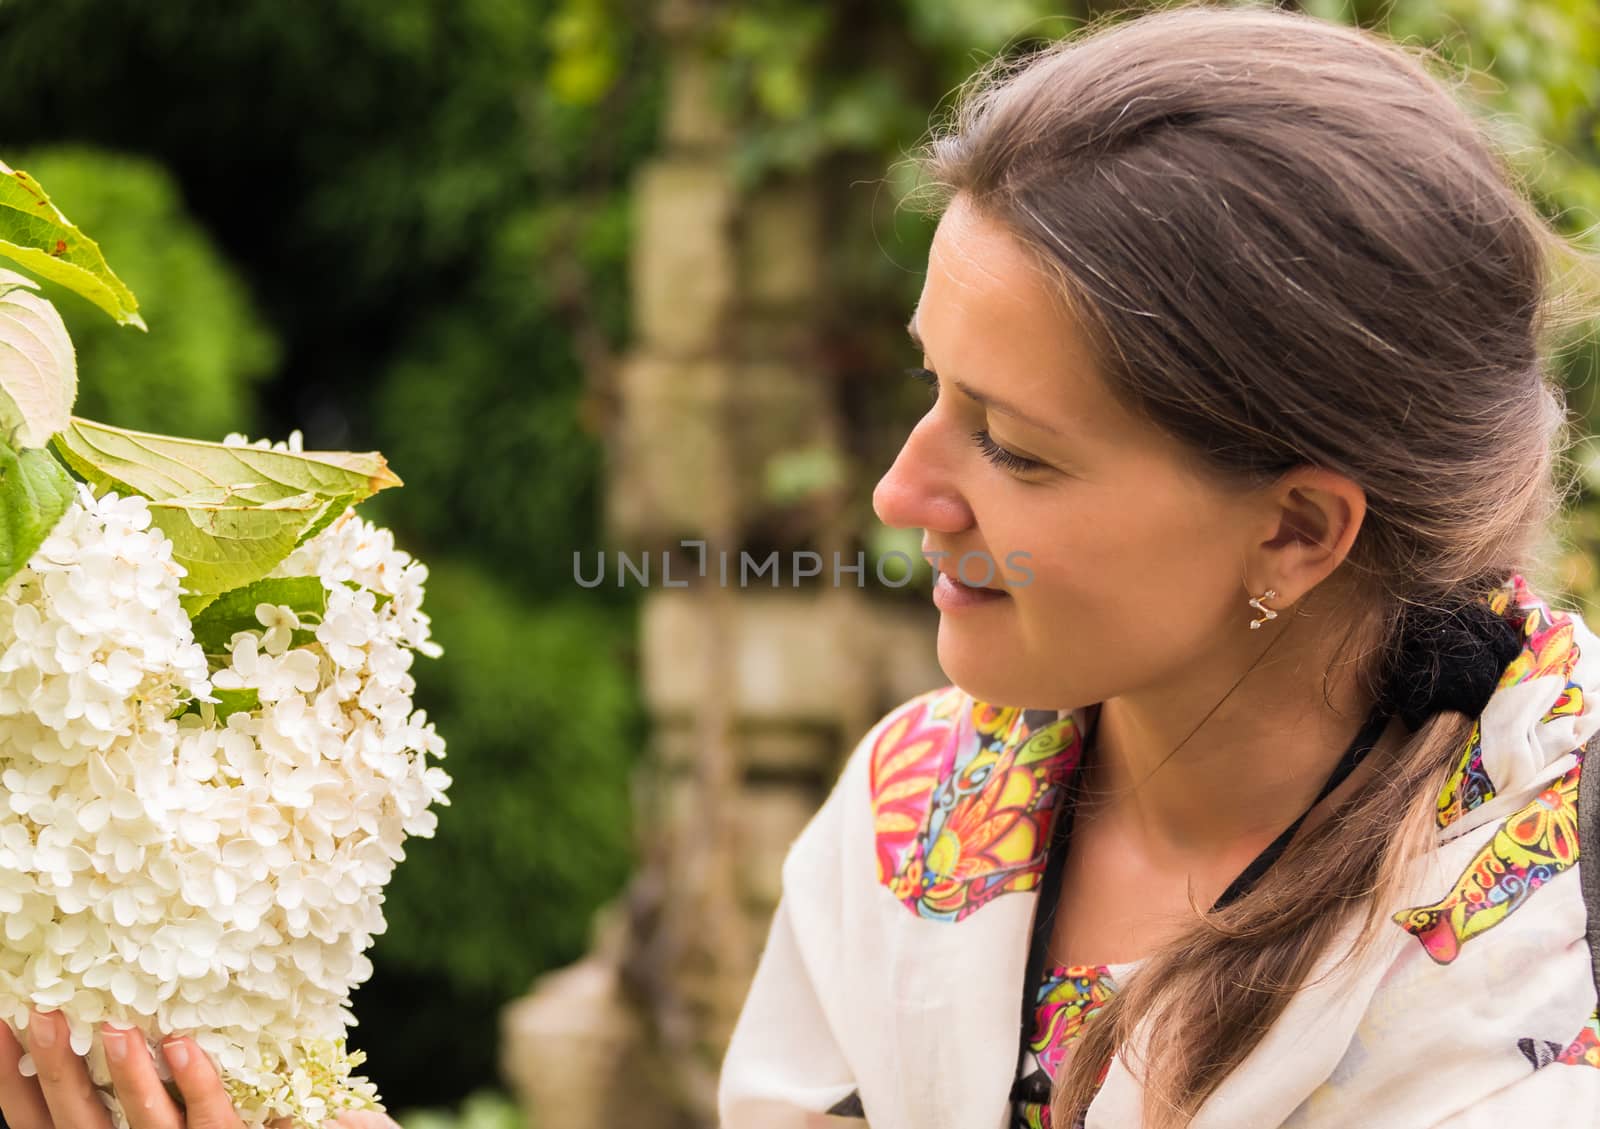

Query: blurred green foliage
[373,560,642,997]
[5,146,277,438]
[1321,0,1600,223]
[347,561,642,1102]
[396,1088,526,1129]
[366,195,630,589]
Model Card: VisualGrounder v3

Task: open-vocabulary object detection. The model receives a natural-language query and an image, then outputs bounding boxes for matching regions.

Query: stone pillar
[497,2,945,1126]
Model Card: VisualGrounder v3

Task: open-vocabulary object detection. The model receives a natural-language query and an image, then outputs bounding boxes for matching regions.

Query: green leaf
[152,489,324,615]
[0,268,76,448]
[0,159,145,329]
[296,491,358,547]
[0,437,75,590]
[190,575,328,654]
[51,417,402,607]
[52,418,402,502]
[180,687,260,725]
[344,578,393,610]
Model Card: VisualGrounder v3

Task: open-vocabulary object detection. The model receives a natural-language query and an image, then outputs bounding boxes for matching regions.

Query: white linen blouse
[716,573,1600,1128]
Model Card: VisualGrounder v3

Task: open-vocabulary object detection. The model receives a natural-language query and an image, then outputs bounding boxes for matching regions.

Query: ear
[1248,466,1366,604]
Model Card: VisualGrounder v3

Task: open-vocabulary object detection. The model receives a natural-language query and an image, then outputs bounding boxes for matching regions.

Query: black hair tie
[1378,600,1525,732]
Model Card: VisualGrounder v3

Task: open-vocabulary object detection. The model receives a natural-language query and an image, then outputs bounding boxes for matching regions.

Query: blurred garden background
[0,0,1595,1126]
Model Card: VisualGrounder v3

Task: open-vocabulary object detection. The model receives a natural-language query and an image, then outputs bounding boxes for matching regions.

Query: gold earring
[1248,589,1279,630]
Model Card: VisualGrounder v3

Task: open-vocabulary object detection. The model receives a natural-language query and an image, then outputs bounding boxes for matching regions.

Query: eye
[902,367,1046,475]
[970,429,1045,473]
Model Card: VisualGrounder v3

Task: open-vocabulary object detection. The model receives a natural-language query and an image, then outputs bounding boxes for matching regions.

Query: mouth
[931,569,1011,609]
[936,567,1004,592]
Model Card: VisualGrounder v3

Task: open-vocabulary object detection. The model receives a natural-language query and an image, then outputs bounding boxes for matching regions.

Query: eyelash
[903,366,1046,474]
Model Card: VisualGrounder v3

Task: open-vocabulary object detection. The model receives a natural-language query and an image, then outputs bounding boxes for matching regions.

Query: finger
[0,1020,52,1129]
[101,1025,182,1129]
[356,1114,401,1129]
[159,1038,242,1129]
[30,1009,113,1129]
[323,1113,401,1129]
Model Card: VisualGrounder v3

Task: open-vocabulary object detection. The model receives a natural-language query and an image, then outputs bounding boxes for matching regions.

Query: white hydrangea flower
[223,429,304,453]
[256,604,302,656]
[0,486,450,1129]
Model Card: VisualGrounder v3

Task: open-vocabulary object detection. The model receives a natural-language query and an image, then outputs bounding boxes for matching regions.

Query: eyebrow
[905,310,1069,439]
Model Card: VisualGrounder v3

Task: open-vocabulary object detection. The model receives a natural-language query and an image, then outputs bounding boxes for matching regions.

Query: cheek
[1003,491,1234,643]
[1045,478,1233,587]
[1001,498,1174,601]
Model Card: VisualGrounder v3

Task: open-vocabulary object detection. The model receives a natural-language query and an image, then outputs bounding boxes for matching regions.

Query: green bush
[365,195,632,596]
[396,1088,527,1129]
[370,554,644,994]
[8,145,276,438]
[342,555,644,1106]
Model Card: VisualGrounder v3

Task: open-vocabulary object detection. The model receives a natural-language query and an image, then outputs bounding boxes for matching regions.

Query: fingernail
[163,1039,188,1069]
[103,1028,126,1064]
[30,1012,54,1049]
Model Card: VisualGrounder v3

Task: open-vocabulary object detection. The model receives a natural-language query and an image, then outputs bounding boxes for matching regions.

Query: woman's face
[872,194,1269,711]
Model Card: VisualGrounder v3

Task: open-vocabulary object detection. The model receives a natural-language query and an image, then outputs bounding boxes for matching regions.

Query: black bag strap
[1583,728,1600,1000]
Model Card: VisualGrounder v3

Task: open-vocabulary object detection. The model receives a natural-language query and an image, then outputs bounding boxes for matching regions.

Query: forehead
[923,197,1052,321]
[913,198,1123,440]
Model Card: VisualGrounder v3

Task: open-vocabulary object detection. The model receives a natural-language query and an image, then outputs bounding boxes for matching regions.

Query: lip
[932,570,1009,610]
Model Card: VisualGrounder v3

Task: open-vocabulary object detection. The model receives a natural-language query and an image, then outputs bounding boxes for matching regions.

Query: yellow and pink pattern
[1394,763,1582,964]
[1557,1009,1600,1069]
[1016,963,1121,1128]
[1031,964,1120,1079]
[1434,574,1585,830]
[869,686,1085,921]
[1394,574,1593,1052]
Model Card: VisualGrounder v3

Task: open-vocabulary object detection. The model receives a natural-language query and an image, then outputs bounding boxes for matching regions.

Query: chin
[934,634,1096,713]
[935,637,1029,709]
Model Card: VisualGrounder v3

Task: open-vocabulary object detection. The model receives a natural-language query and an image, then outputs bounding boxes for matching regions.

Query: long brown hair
[901,3,1597,1126]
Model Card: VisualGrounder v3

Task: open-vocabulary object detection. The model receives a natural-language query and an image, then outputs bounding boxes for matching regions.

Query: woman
[717,4,1600,1128]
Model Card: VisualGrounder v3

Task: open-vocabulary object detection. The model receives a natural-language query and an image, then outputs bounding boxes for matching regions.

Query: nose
[872,416,973,536]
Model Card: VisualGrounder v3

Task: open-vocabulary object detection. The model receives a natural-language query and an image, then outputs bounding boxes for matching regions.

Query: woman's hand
[0,1010,400,1129]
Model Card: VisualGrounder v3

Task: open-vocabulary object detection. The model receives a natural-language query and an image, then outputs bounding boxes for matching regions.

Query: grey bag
[1583,729,1600,997]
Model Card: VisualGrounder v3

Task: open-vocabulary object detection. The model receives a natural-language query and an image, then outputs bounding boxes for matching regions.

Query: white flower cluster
[0,471,450,1129]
